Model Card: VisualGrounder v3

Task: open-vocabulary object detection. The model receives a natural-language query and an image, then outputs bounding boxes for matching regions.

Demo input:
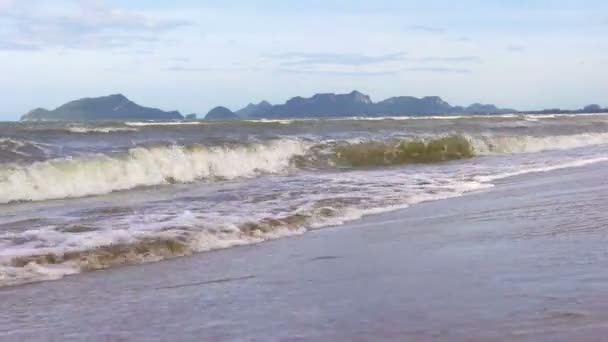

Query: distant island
[20,91,605,122]
[202,91,519,120]
[21,94,183,121]
[221,90,605,119]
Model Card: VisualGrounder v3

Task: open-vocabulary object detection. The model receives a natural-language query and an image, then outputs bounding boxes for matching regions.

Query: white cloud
[0,1,189,50]
[269,52,408,67]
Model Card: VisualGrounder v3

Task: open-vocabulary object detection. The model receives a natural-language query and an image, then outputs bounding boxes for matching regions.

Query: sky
[0,0,607,120]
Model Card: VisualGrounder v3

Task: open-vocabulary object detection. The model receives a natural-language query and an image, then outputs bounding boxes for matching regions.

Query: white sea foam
[332,114,521,121]
[3,132,608,204]
[0,173,487,286]
[244,119,295,124]
[125,121,206,126]
[0,139,308,203]
[468,132,608,154]
[324,113,608,122]
[2,151,608,287]
[474,157,608,182]
[0,214,307,287]
[66,125,138,133]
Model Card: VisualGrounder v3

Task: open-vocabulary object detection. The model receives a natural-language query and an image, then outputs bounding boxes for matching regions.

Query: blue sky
[0,0,607,119]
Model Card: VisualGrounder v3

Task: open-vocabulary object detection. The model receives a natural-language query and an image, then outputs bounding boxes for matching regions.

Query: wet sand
[2,162,608,341]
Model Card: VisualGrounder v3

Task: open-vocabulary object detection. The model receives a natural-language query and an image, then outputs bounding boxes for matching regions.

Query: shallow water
[2,161,608,341]
[2,113,608,286]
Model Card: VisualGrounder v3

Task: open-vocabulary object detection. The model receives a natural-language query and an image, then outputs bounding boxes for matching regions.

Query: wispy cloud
[415,56,481,63]
[269,52,407,67]
[0,2,190,51]
[165,65,264,73]
[404,67,471,73]
[103,66,133,73]
[403,25,446,34]
[506,45,526,52]
[278,68,398,76]
[278,65,471,76]
[0,41,38,51]
[271,50,476,75]
[165,66,210,72]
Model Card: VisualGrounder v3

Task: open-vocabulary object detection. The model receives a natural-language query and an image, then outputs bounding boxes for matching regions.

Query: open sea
[2,113,608,287]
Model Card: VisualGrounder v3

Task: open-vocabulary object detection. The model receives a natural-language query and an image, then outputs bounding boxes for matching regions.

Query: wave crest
[0,139,307,203]
[469,132,608,154]
[334,136,474,167]
[66,125,138,133]
[2,132,608,204]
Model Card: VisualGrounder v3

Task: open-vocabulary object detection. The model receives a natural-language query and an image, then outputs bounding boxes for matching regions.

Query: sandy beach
[2,161,608,341]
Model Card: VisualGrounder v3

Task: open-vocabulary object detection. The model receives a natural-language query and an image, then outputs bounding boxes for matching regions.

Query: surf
[3,132,608,204]
[0,139,308,204]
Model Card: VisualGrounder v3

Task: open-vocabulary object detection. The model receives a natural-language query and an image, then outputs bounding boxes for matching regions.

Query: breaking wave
[65,125,138,133]
[469,132,608,154]
[2,132,608,204]
[125,121,206,127]
[0,139,308,204]
[3,151,606,287]
[314,132,608,167]
[332,135,474,167]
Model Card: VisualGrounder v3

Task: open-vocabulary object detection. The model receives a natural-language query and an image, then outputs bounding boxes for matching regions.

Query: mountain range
[19,92,605,121]
[230,91,517,119]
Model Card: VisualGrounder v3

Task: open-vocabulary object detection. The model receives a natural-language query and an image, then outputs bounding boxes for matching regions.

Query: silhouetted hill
[244,91,514,118]
[523,104,606,115]
[374,96,454,115]
[21,94,183,121]
[465,103,516,114]
[265,91,373,117]
[205,106,238,120]
[235,101,272,118]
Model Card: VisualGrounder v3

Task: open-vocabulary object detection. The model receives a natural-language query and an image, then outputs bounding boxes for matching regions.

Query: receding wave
[0,177,488,287]
[0,221,306,287]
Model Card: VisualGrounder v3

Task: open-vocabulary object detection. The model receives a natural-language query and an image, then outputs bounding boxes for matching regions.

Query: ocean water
[1,113,608,286]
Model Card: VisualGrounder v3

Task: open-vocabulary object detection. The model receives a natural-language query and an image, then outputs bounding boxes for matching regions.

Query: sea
[1,113,608,287]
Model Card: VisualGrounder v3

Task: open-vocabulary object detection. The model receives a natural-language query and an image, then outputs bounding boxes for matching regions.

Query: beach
[2,160,608,341]
[2,1,606,339]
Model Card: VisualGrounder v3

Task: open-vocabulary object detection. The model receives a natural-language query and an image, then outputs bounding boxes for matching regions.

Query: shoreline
[3,162,608,340]
[3,155,605,290]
